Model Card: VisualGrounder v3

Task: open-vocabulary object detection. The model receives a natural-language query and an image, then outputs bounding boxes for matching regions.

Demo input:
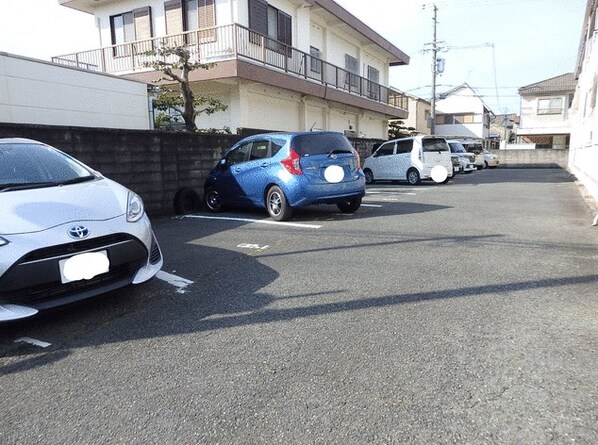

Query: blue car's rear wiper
[327,149,353,157]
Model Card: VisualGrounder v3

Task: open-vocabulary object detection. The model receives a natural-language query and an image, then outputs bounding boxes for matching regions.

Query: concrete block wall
[492,149,569,169]
[0,123,242,216]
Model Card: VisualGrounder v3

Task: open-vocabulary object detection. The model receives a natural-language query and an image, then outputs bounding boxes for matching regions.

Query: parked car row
[460,140,500,169]
[0,132,498,321]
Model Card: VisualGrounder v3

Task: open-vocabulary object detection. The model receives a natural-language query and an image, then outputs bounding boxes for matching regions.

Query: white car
[362,136,454,185]
[0,138,163,321]
[460,141,486,170]
[447,140,476,173]
[482,149,499,168]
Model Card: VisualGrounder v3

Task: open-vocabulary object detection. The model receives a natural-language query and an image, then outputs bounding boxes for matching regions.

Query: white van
[362,136,454,185]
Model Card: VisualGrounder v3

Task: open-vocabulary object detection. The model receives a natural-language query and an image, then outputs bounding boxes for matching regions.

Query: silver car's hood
[0,178,127,235]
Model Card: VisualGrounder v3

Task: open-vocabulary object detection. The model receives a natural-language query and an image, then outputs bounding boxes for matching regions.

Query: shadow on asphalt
[3,244,597,372]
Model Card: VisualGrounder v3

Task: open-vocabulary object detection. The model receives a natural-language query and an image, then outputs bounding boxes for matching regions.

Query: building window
[164,0,215,43]
[248,0,292,53]
[454,113,476,124]
[110,8,153,56]
[367,66,380,100]
[537,97,563,115]
[345,54,359,89]
[310,46,322,75]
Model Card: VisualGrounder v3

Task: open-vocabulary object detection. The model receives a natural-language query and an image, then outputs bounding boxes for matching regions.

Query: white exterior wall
[569,23,598,207]
[63,0,394,139]
[518,95,572,135]
[435,87,488,138]
[240,83,302,131]
[0,52,150,129]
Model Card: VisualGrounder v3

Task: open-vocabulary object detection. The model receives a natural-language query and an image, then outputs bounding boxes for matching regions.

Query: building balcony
[51,23,408,118]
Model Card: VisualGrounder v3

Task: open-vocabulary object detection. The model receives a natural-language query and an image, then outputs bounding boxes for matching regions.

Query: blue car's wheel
[266,186,293,221]
[204,187,224,212]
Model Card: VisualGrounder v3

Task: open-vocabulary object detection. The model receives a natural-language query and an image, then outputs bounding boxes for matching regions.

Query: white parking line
[361,204,383,207]
[183,215,322,229]
[15,337,52,348]
[156,271,194,294]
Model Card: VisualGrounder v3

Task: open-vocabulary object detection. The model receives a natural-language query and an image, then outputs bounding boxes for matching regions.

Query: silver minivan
[362,136,454,185]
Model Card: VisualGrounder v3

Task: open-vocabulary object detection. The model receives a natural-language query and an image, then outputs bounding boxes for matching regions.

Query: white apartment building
[56,0,410,139]
[570,0,598,208]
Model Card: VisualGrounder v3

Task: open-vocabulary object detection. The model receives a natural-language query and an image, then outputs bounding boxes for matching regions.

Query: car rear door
[294,133,360,184]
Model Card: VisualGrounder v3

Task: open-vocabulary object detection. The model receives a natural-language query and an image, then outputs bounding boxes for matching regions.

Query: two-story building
[569,0,598,212]
[55,0,410,139]
[433,83,495,143]
[516,73,575,150]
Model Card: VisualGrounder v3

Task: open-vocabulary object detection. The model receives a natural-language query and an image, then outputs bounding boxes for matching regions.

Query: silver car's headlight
[127,191,144,223]
[0,236,9,247]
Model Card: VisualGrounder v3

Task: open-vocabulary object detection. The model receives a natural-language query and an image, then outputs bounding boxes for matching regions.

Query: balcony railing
[52,23,408,112]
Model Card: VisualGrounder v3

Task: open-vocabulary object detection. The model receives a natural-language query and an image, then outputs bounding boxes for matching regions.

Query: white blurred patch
[431,165,448,183]
[324,165,344,183]
[60,251,109,284]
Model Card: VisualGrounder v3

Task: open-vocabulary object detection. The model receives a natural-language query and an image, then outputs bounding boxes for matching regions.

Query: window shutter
[133,7,152,40]
[165,0,184,35]
[249,0,268,35]
[277,11,291,46]
[199,0,215,29]
[198,0,216,41]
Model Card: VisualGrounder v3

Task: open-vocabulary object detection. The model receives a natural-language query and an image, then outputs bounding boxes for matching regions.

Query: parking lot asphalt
[1,168,597,444]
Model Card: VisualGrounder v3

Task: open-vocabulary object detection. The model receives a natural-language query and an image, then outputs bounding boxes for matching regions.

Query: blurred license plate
[59,251,109,284]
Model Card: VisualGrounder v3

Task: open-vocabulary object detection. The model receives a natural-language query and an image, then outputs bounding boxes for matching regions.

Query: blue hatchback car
[203,131,366,221]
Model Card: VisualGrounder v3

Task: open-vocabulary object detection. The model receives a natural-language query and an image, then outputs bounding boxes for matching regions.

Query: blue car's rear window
[292,133,354,156]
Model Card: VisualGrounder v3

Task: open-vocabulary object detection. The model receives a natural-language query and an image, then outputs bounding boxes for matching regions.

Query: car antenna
[309,122,317,131]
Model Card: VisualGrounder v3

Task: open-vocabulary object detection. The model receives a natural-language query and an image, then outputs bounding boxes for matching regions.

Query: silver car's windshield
[0,142,95,191]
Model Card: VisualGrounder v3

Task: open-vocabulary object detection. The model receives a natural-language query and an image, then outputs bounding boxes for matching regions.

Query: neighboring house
[569,0,598,208]
[0,52,152,130]
[516,73,575,149]
[433,83,495,143]
[55,0,410,139]
[402,93,431,136]
[490,113,518,143]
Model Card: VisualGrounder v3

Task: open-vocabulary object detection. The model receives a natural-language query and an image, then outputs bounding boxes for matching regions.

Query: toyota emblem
[68,225,90,239]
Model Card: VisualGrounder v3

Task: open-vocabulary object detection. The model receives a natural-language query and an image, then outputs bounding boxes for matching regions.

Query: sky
[0,0,587,115]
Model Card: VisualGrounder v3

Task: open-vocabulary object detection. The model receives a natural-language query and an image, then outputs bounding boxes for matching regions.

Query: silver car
[0,138,163,321]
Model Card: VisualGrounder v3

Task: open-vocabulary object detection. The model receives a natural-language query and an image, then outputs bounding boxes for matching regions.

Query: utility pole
[430,4,438,135]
